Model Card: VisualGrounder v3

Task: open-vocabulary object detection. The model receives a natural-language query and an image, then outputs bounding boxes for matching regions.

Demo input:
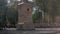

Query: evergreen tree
[0,0,7,28]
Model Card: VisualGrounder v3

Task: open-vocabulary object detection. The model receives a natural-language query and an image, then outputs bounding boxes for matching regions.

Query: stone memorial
[17,0,34,30]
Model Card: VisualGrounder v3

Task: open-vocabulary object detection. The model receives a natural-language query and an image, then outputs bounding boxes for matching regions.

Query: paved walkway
[0,28,60,34]
[35,28,60,31]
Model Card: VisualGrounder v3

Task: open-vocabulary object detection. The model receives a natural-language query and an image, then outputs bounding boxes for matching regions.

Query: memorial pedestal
[16,22,35,30]
[16,23,24,30]
[17,0,35,30]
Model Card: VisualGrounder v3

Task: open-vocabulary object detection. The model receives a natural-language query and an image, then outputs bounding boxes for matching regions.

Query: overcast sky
[17,0,33,1]
[8,0,33,3]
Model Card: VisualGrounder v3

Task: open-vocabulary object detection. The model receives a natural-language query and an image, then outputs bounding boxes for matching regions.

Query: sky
[8,0,10,3]
[17,0,33,1]
[8,0,33,3]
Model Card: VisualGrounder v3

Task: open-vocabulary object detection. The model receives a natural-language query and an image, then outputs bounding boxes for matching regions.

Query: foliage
[32,0,50,23]
[6,0,18,26]
[0,0,7,27]
[32,10,42,23]
[35,0,48,13]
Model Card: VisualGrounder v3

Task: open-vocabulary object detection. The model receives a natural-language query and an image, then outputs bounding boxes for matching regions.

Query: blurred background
[0,0,60,28]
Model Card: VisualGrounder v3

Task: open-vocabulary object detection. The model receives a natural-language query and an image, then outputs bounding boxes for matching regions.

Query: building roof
[17,0,34,6]
[18,2,24,5]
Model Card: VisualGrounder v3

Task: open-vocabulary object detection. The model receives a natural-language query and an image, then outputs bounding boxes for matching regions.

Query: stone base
[23,25,35,30]
[16,23,35,30]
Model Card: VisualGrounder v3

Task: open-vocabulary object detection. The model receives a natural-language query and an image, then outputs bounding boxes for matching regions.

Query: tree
[0,0,7,28]
[34,0,48,23]
[6,0,18,27]
[35,0,48,12]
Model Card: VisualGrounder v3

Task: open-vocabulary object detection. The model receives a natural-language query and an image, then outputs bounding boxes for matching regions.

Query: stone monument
[17,0,34,30]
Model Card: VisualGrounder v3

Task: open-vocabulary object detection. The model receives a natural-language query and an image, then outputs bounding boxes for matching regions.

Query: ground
[0,28,60,34]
